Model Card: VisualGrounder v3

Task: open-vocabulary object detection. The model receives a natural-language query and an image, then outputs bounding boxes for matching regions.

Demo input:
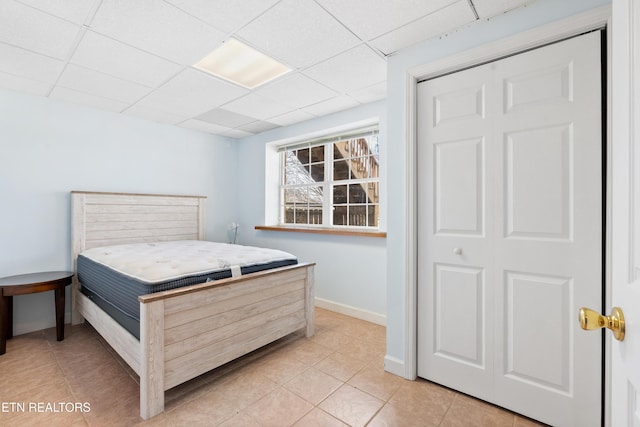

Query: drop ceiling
[0,0,531,139]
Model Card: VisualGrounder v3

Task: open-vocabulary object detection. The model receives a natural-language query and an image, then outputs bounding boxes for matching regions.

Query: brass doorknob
[579,307,625,341]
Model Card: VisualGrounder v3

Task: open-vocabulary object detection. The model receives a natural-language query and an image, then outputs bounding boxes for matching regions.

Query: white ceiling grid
[0,0,531,138]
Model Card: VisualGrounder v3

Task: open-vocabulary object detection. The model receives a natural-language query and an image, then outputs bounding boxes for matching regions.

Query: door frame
[404,2,612,422]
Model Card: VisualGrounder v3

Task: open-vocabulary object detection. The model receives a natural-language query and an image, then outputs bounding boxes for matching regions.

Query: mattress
[77,240,298,339]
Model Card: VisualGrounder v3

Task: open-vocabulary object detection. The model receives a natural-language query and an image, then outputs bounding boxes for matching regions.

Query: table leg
[0,295,8,355]
[55,287,65,341]
[7,296,12,339]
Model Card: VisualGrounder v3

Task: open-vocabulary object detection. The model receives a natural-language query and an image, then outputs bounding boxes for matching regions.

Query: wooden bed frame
[70,191,315,420]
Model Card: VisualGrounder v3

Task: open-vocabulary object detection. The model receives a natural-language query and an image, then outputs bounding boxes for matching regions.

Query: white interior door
[610,1,640,425]
[417,32,603,427]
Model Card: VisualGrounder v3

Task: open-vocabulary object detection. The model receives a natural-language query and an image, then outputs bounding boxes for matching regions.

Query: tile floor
[0,308,545,426]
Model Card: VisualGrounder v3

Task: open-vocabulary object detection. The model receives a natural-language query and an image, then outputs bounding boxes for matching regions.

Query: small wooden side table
[0,271,74,355]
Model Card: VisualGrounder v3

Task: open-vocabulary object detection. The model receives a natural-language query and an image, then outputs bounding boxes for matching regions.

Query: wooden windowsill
[255,225,387,238]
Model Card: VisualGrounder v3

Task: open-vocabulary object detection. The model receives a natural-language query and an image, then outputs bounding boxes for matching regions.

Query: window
[279,126,380,228]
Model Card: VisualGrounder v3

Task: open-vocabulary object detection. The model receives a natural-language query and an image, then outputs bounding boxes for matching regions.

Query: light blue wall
[0,89,237,335]
[385,0,610,372]
[235,101,387,319]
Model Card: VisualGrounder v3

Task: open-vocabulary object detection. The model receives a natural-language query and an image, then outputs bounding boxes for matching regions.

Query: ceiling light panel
[194,39,290,89]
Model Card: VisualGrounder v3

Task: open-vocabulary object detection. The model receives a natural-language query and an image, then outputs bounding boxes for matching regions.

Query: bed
[70,191,315,420]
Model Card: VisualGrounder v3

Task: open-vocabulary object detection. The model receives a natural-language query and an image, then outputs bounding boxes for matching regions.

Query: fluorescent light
[194,39,291,89]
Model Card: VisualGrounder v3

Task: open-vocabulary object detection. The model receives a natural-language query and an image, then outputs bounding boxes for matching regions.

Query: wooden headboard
[71,191,207,268]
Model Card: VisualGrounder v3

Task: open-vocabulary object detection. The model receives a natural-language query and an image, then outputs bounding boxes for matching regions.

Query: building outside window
[279,126,380,228]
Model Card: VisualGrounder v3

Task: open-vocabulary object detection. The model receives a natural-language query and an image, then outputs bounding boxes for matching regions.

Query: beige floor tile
[368,403,438,427]
[212,369,279,410]
[284,367,343,405]
[387,379,455,426]
[348,364,404,401]
[161,389,239,426]
[292,408,348,426]
[286,340,334,366]
[218,411,261,427]
[515,415,549,426]
[319,384,384,427]
[314,351,368,382]
[245,387,313,427]
[253,350,310,385]
[308,329,352,351]
[440,395,515,427]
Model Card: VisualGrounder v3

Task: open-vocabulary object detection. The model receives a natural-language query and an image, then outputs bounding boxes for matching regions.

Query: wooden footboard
[138,262,315,419]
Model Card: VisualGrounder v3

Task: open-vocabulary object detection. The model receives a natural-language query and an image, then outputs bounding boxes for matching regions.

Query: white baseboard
[314,297,386,326]
[384,355,409,378]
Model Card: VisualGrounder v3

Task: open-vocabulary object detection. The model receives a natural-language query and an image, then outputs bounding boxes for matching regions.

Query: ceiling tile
[17,0,99,25]
[70,31,182,87]
[303,45,386,94]
[302,95,360,117]
[256,72,337,109]
[179,119,233,135]
[472,0,531,18]
[89,0,225,65]
[123,104,187,125]
[0,0,81,60]
[348,81,387,104]
[371,1,476,55]
[236,0,360,68]
[57,63,151,104]
[0,42,64,85]
[0,71,51,96]
[135,68,248,117]
[165,0,280,34]
[50,86,128,112]
[267,109,316,127]
[195,108,256,128]
[316,0,457,40]
[222,93,293,121]
[239,120,280,134]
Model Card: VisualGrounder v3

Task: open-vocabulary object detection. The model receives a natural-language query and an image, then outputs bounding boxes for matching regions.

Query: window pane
[308,206,323,224]
[333,206,347,225]
[367,182,379,203]
[296,147,310,164]
[333,185,347,204]
[311,145,324,162]
[368,155,379,178]
[294,207,308,224]
[310,163,324,182]
[284,205,295,224]
[333,160,350,180]
[368,205,378,227]
[350,184,367,204]
[350,205,367,226]
[333,141,348,160]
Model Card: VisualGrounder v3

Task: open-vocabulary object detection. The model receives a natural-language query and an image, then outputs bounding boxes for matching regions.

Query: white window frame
[277,125,380,229]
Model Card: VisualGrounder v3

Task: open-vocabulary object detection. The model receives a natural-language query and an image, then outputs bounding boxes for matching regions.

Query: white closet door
[417,31,602,427]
